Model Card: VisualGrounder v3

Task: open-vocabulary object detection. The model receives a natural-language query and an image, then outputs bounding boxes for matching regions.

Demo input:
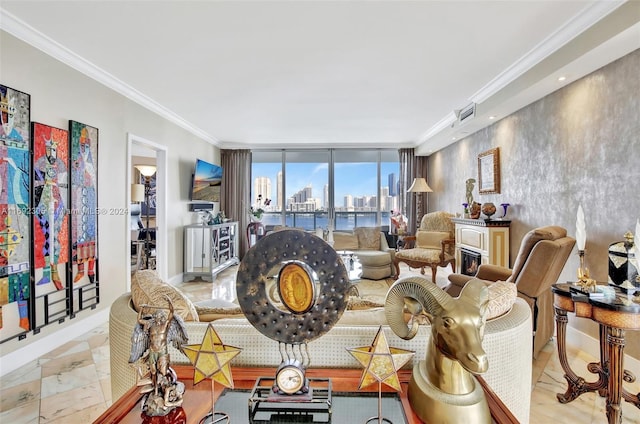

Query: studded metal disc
[236,229,351,344]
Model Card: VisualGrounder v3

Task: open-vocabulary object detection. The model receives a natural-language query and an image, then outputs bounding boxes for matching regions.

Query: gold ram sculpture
[385,276,491,424]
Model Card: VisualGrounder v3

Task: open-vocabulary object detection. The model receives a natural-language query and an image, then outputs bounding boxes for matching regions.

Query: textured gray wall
[428,49,640,358]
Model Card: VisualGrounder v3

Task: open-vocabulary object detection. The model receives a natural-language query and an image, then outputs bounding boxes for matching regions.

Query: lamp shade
[135,164,157,177]
[131,184,145,202]
[407,177,433,193]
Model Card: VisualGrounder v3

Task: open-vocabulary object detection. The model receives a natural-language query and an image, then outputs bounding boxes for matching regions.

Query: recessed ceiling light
[452,136,457,140]
[558,76,567,81]
[489,116,496,120]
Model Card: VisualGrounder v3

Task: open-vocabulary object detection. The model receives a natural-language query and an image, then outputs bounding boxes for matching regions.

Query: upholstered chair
[445,226,576,358]
[393,211,456,283]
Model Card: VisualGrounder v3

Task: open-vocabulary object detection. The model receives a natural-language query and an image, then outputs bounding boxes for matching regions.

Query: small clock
[274,359,307,395]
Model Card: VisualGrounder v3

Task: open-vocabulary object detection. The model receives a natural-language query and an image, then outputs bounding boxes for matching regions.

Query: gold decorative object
[182,323,242,424]
[129,297,189,417]
[576,249,596,292]
[385,276,491,424]
[347,326,414,423]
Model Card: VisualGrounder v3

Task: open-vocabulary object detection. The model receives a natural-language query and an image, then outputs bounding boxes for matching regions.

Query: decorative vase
[500,203,510,219]
[481,202,496,220]
[250,214,262,223]
[469,202,481,219]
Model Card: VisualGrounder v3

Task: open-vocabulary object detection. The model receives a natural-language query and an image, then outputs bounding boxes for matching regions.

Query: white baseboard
[167,272,184,286]
[0,308,109,378]
[566,326,640,378]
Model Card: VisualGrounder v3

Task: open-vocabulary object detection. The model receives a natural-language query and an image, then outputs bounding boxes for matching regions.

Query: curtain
[221,149,252,258]
[399,148,416,233]
[399,148,430,234]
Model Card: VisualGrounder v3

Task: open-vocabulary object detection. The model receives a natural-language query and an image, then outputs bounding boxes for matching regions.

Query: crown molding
[0,7,219,145]
[419,111,458,143]
[469,0,626,104]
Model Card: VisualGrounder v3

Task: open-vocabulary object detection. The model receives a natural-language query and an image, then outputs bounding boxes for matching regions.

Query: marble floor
[1,265,639,423]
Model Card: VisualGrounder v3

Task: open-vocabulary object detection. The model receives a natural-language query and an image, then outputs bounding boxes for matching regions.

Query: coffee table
[96,366,518,423]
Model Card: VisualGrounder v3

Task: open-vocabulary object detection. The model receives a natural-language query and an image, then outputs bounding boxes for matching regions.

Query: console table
[96,366,518,424]
[551,283,640,424]
[452,218,510,275]
[183,222,239,281]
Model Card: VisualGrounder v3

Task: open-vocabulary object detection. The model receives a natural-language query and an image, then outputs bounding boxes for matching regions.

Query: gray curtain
[399,148,430,234]
[221,149,251,258]
[399,148,416,233]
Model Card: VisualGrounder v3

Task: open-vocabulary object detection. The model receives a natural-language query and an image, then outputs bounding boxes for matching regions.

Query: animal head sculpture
[385,276,489,374]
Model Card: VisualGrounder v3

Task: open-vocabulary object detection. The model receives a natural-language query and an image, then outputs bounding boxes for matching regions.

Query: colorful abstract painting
[32,123,70,294]
[69,121,98,292]
[0,84,31,342]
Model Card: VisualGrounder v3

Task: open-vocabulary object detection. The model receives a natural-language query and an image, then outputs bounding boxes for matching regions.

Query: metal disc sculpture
[236,229,352,396]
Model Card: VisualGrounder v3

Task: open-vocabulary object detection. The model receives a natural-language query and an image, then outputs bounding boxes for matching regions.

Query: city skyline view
[252,161,400,212]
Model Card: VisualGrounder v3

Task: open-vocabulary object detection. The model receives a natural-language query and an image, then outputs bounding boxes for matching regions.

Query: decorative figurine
[129,296,188,417]
[465,178,476,207]
[385,276,491,424]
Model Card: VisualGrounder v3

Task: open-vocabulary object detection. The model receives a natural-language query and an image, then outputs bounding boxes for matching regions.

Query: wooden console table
[551,283,640,424]
[95,366,518,424]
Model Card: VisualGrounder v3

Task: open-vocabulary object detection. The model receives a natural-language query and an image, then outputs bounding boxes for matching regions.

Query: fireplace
[461,248,481,276]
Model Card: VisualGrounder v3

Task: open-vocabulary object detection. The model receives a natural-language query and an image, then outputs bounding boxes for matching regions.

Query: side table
[551,283,640,424]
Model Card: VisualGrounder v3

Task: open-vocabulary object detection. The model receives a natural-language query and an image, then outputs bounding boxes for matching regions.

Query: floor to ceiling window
[251,149,399,232]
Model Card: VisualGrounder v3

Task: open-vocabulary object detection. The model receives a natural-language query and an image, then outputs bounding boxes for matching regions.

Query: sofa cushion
[354,250,391,266]
[333,232,359,250]
[508,226,567,283]
[354,227,381,250]
[131,270,199,321]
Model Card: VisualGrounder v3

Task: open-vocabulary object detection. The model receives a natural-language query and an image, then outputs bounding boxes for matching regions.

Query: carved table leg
[606,327,625,424]
[555,307,607,403]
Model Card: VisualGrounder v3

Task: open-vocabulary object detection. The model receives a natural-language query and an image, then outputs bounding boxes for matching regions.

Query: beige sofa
[331,227,396,279]
[109,291,533,423]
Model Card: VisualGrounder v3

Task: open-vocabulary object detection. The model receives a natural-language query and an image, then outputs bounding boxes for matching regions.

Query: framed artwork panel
[69,120,99,312]
[478,148,500,194]
[31,122,71,330]
[0,84,32,343]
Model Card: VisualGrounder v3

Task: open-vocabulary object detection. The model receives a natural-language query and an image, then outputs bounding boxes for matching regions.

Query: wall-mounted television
[190,158,222,202]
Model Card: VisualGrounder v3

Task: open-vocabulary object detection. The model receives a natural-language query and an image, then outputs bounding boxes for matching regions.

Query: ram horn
[385,276,453,340]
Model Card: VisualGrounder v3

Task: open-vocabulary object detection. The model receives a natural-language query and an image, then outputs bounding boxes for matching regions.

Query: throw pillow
[131,270,199,322]
[333,232,359,250]
[354,227,380,250]
[194,298,244,322]
[486,280,517,320]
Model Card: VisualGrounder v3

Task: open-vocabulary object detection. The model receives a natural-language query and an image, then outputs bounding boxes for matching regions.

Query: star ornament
[347,326,414,391]
[182,324,242,388]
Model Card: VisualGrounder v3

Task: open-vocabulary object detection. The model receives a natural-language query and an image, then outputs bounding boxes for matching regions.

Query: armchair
[445,226,576,358]
[393,211,455,283]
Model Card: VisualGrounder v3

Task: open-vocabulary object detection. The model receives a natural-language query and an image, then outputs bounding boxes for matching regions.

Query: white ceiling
[1,1,638,154]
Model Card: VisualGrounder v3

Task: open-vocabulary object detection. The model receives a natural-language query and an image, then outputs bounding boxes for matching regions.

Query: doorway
[127,134,167,290]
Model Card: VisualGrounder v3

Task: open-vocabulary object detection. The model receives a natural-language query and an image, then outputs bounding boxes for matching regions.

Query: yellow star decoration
[182,324,242,388]
[347,326,414,391]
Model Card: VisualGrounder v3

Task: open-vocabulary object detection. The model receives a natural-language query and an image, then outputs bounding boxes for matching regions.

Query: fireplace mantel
[452,219,510,275]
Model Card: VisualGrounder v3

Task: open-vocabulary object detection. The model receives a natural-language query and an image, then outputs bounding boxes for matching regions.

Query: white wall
[0,31,220,373]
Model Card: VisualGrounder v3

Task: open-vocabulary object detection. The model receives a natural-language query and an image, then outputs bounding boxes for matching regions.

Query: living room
[1,1,639,422]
